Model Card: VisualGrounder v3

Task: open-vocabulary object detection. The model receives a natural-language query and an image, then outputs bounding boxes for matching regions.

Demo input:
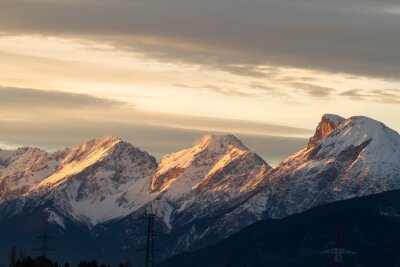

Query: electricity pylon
[321,232,356,267]
[35,229,55,267]
[137,205,166,267]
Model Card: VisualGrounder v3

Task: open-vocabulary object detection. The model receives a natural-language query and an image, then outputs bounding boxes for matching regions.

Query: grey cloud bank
[0,0,400,80]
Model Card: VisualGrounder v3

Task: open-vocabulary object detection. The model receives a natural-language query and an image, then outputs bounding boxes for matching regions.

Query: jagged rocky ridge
[0,114,399,265]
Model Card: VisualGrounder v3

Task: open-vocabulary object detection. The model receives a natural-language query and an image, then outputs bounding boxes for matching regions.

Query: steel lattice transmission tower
[137,205,166,267]
[35,229,55,267]
[144,209,156,267]
[321,232,357,267]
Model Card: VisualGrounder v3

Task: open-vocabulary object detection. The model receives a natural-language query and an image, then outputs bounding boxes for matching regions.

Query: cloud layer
[0,86,311,165]
[0,0,400,80]
[0,86,124,108]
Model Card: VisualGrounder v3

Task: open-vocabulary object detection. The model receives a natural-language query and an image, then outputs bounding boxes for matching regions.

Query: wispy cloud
[341,88,400,104]
[288,83,337,99]
[175,83,252,97]
[0,86,125,108]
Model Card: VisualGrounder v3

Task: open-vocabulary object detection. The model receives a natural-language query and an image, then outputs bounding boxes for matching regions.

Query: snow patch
[45,208,66,229]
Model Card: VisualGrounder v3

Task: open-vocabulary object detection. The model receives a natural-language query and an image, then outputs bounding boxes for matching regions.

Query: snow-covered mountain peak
[320,115,400,158]
[76,135,122,151]
[151,134,264,196]
[257,114,400,219]
[197,134,248,152]
[7,146,47,160]
[29,137,135,192]
[307,114,346,149]
[344,115,386,130]
[16,137,159,225]
[53,136,121,165]
[302,114,399,160]
[47,139,157,225]
[322,113,345,123]
[327,116,392,143]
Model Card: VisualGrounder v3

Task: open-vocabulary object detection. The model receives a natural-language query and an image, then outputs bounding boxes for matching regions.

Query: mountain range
[0,114,399,266]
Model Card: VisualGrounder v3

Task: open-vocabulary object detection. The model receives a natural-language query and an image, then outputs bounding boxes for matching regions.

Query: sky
[0,0,399,165]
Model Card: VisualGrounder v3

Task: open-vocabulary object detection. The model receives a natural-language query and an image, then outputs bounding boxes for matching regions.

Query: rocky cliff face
[307,114,345,149]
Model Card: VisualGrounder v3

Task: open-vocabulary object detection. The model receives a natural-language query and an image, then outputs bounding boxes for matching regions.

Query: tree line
[4,246,134,267]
